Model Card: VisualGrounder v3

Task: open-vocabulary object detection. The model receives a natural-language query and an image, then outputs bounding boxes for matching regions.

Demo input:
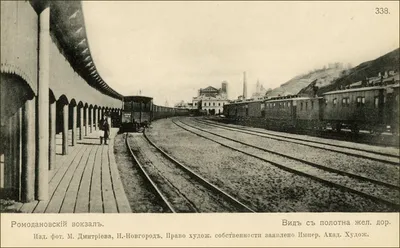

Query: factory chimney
[243,71,247,100]
[221,81,228,99]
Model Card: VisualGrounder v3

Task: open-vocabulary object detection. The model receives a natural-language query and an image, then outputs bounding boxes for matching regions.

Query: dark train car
[247,100,263,117]
[121,95,153,132]
[223,102,235,118]
[384,83,399,134]
[263,97,296,129]
[109,110,121,128]
[322,86,386,133]
[293,96,324,130]
[175,108,190,116]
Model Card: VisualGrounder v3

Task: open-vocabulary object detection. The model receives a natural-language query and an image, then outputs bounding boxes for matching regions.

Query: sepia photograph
[0,0,399,247]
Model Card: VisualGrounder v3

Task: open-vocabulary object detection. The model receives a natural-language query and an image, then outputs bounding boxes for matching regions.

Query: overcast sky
[82,1,399,105]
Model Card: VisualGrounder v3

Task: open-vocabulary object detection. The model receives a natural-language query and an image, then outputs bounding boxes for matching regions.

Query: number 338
[375,7,390,14]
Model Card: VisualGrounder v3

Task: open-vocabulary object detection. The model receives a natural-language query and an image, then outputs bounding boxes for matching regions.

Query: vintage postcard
[0,0,399,247]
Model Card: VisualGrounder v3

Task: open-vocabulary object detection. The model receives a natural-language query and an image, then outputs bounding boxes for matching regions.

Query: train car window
[341,98,350,107]
[374,97,379,108]
[333,98,337,106]
[356,96,365,107]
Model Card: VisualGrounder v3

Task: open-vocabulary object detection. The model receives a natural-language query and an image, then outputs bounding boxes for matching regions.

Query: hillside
[318,48,400,94]
[266,66,346,97]
[265,48,400,97]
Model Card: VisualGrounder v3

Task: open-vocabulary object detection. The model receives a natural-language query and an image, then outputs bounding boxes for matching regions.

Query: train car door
[291,100,297,127]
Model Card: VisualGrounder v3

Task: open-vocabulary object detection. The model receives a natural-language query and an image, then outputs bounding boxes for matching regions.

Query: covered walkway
[4,129,131,213]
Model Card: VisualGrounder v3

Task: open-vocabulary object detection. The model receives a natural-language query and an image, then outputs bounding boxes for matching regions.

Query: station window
[218,103,221,106]
[311,101,314,109]
[194,103,197,106]
[333,98,337,106]
[288,102,291,107]
[305,102,308,110]
[300,102,303,110]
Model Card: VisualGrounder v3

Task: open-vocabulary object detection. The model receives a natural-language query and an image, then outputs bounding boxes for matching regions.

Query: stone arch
[49,89,56,105]
[57,94,69,106]
[69,99,77,107]
[1,73,35,125]
[55,95,69,134]
[1,73,35,199]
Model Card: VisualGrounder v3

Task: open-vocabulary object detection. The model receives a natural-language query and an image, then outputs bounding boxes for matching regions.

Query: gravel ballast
[144,118,395,212]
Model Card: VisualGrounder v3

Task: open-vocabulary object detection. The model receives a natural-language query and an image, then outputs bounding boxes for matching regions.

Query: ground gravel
[145,118,395,212]
[113,133,166,213]
[189,119,400,187]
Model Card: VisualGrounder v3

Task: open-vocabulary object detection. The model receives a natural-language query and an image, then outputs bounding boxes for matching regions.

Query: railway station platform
[3,128,132,213]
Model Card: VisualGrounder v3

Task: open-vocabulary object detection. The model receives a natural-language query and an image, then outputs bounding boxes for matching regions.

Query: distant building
[251,79,267,98]
[192,81,229,115]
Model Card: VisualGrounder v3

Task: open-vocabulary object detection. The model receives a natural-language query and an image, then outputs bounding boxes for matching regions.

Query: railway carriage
[263,97,296,129]
[121,95,153,132]
[292,97,324,130]
[385,84,399,134]
[322,86,386,133]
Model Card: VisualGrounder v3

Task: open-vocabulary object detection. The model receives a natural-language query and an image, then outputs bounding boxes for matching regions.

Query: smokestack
[243,71,247,100]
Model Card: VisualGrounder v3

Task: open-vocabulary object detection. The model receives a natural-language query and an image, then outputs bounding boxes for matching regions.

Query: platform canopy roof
[30,0,123,100]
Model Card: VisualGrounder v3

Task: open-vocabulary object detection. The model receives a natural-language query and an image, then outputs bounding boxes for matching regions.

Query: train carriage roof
[123,95,153,102]
[225,99,263,105]
[323,86,386,95]
[266,96,321,103]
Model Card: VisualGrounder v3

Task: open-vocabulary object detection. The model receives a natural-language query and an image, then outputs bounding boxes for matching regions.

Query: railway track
[196,118,399,165]
[173,119,400,210]
[125,133,255,213]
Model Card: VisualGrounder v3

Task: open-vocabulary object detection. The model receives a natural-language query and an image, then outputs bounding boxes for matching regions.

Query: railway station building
[192,82,229,115]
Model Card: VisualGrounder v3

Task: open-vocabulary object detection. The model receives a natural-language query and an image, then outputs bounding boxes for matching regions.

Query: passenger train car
[224,83,399,135]
[119,95,190,132]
